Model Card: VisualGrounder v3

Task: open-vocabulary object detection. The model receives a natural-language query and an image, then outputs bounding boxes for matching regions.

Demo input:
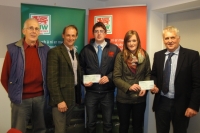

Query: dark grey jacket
[47,44,82,106]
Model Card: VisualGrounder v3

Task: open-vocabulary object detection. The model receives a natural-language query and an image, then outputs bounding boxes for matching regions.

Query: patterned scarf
[126,49,145,73]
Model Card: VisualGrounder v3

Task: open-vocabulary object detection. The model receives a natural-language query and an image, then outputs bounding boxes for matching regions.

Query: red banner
[88,6,147,50]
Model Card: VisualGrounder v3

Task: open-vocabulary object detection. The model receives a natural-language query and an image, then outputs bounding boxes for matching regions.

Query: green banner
[21,3,85,53]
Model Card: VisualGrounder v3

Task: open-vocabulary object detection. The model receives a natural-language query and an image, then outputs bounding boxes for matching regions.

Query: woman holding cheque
[113,30,158,133]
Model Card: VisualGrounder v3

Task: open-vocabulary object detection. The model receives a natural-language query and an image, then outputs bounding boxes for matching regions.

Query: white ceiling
[153,0,200,14]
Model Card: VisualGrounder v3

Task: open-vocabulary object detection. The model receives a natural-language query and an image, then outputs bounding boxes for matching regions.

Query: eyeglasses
[94,30,105,34]
[26,26,40,32]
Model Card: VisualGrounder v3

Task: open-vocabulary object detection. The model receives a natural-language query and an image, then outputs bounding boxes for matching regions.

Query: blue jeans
[85,91,114,133]
[117,101,146,133]
[155,96,189,133]
[11,96,46,133]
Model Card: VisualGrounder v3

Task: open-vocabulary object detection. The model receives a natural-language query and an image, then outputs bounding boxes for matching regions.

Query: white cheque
[139,80,154,90]
[83,74,101,84]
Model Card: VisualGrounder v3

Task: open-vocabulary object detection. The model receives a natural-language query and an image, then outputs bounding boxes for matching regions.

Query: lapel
[175,46,185,79]
[88,43,99,65]
[60,44,73,70]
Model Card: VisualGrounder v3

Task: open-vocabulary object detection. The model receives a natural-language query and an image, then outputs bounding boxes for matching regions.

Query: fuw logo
[30,14,51,35]
[94,15,112,34]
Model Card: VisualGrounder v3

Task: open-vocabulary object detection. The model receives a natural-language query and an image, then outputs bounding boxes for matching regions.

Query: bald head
[23,18,39,29]
[22,18,40,46]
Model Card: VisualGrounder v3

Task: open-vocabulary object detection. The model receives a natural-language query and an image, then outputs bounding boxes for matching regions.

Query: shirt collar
[23,39,38,50]
[165,45,180,55]
[64,44,77,53]
[94,40,107,48]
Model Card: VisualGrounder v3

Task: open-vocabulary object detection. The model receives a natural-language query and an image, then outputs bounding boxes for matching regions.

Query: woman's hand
[139,90,146,96]
[129,84,141,91]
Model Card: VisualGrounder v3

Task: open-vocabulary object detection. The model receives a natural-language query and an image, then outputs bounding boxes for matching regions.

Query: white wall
[0,0,105,9]
[0,58,11,133]
[167,9,200,53]
[0,6,21,57]
[0,5,20,133]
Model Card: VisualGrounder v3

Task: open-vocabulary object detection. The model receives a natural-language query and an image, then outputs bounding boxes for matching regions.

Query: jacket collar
[15,38,44,48]
[89,38,110,45]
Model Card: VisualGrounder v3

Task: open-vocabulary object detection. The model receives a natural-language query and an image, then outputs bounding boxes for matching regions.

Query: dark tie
[70,49,74,60]
[162,53,174,94]
[97,45,102,67]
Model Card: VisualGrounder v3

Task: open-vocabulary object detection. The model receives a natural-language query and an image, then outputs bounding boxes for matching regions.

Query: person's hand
[139,90,146,96]
[150,85,159,94]
[57,101,68,112]
[84,82,93,87]
[185,108,198,117]
[129,84,141,91]
[99,76,109,84]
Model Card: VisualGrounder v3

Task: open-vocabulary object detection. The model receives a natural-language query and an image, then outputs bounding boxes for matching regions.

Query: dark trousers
[117,101,146,133]
[11,96,46,133]
[52,103,76,133]
[85,91,114,133]
[155,96,189,133]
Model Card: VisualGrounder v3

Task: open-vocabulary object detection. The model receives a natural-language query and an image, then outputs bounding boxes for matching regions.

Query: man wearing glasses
[1,18,49,133]
[79,22,120,133]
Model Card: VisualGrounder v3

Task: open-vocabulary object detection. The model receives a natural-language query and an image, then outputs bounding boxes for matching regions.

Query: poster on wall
[21,3,85,53]
[88,5,147,50]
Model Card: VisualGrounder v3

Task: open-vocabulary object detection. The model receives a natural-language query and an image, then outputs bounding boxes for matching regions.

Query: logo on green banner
[30,13,51,35]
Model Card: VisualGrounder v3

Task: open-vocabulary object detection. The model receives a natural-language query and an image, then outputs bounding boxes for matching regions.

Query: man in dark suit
[150,26,200,133]
[47,25,81,133]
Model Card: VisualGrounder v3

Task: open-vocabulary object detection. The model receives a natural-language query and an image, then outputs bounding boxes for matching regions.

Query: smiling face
[62,27,78,49]
[127,34,138,53]
[163,31,180,52]
[22,19,40,45]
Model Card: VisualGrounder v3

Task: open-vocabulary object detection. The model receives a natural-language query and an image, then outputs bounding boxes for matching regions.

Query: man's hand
[150,85,159,94]
[185,108,198,117]
[99,76,109,84]
[57,101,68,112]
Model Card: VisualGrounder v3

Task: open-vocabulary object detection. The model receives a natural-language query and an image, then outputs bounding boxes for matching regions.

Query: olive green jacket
[47,44,81,107]
[113,51,151,104]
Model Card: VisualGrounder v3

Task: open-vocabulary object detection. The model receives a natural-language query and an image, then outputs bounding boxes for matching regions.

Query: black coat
[151,46,200,115]
[79,38,120,93]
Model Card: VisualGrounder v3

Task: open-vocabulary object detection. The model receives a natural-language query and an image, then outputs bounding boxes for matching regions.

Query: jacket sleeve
[1,51,11,93]
[144,53,151,81]
[189,51,200,111]
[106,46,121,80]
[113,52,131,93]
[150,52,158,86]
[79,48,86,84]
[47,49,64,105]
